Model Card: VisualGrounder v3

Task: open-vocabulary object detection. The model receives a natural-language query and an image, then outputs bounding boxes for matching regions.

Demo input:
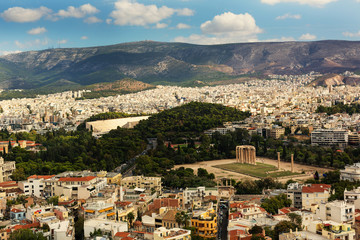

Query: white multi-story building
[182,187,218,205]
[311,129,348,146]
[84,218,128,239]
[18,175,54,198]
[344,187,360,209]
[315,200,355,225]
[341,163,360,181]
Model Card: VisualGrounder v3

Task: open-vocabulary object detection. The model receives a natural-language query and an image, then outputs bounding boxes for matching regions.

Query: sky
[1,0,360,55]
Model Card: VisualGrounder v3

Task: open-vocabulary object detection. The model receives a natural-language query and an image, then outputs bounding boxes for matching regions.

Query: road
[217,200,229,240]
[115,138,157,177]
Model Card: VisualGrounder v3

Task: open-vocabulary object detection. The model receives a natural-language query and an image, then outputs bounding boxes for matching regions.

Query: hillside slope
[1,40,360,90]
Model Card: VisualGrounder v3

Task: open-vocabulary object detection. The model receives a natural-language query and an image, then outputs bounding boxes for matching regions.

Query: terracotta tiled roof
[11,208,24,213]
[114,232,130,237]
[28,175,55,180]
[58,176,96,182]
[11,222,40,231]
[133,220,142,226]
[161,210,178,221]
[302,184,331,193]
[0,181,17,188]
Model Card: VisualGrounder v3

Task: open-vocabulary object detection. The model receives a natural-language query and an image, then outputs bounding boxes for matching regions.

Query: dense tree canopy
[316,103,360,115]
[135,102,250,139]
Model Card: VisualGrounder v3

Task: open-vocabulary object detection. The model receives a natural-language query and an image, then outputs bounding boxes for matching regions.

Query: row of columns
[277,152,294,173]
[236,145,256,165]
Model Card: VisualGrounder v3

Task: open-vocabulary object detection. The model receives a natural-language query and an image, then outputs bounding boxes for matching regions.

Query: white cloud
[261,0,337,7]
[176,23,191,29]
[58,39,68,44]
[0,50,22,56]
[109,0,194,27]
[84,16,102,23]
[263,36,296,42]
[1,6,52,23]
[174,12,263,44]
[58,4,99,18]
[176,8,194,16]
[106,18,112,24]
[27,27,47,35]
[299,33,317,40]
[343,31,360,37]
[15,38,49,49]
[155,23,168,29]
[276,13,301,20]
[201,12,263,35]
[81,36,88,40]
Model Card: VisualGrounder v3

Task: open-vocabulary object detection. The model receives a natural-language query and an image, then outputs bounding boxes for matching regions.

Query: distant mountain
[2,40,360,90]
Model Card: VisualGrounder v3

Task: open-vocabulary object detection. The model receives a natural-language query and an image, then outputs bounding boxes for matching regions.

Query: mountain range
[1,40,360,91]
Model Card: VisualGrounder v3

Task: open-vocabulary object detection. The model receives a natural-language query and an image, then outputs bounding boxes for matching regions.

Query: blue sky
[1,0,360,55]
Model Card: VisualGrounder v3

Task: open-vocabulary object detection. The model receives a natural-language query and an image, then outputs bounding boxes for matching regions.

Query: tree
[288,213,302,229]
[90,229,103,238]
[10,229,47,240]
[10,168,26,181]
[47,196,59,206]
[175,212,183,227]
[261,194,291,215]
[74,216,84,240]
[127,212,135,228]
[249,225,263,235]
[251,235,266,240]
[273,221,297,240]
[175,211,189,227]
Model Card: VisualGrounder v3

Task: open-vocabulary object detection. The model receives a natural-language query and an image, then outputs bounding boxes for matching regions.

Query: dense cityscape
[3,0,360,238]
[0,70,359,240]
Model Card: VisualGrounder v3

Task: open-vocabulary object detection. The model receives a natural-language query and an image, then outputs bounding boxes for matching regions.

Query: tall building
[0,157,15,183]
[315,200,355,225]
[311,129,348,147]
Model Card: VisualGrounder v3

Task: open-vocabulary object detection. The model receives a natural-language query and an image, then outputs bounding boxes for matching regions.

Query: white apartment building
[311,129,348,146]
[341,163,360,181]
[182,187,218,205]
[344,187,360,209]
[18,175,54,198]
[84,218,128,238]
[19,178,44,198]
[315,201,355,225]
[47,220,73,240]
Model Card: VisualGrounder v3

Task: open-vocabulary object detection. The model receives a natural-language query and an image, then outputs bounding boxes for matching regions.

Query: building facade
[311,129,348,146]
[341,163,360,181]
[191,209,217,239]
[0,157,15,183]
[122,176,162,194]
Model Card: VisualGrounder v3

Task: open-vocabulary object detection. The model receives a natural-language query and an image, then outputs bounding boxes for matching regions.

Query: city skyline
[1,0,360,55]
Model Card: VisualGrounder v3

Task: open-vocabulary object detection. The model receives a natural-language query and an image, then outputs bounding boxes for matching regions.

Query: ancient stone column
[291,154,294,173]
[277,152,280,170]
[253,148,256,165]
[236,147,238,162]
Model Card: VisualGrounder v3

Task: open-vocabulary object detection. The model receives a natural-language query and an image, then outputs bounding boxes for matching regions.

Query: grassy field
[214,162,301,178]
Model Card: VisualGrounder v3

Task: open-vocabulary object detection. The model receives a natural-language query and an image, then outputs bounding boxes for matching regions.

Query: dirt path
[174,157,332,183]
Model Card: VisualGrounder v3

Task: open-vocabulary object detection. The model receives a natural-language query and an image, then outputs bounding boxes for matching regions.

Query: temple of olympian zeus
[235,145,256,165]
